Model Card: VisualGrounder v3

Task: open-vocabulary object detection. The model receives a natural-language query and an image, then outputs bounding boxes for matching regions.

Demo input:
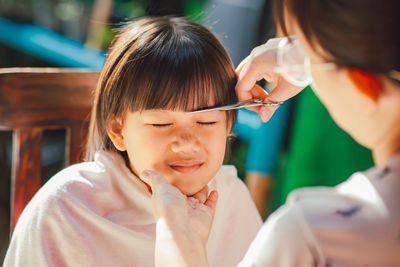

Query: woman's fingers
[258,105,279,122]
[235,39,280,102]
[141,170,168,193]
[190,190,218,212]
[140,170,186,218]
[204,190,218,211]
[235,59,268,102]
[141,170,218,213]
[265,78,304,103]
[235,37,307,122]
[235,39,282,117]
[236,84,269,113]
[252,84,269,99]
[191,185,209,203]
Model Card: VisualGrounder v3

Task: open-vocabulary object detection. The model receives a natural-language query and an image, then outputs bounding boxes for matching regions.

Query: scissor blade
[188,105,239,114]
[188,100,282,114]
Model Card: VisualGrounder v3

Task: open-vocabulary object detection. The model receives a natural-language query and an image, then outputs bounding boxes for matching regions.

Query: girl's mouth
[169,161,204,174]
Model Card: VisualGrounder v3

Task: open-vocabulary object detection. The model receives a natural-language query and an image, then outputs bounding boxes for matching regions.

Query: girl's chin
[173,183,206,197]
[177,187,199,196]
[165,173,214,196]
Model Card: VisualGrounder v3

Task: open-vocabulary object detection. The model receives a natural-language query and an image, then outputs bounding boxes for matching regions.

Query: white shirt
[5,151,262,267]
[240,153,400,267]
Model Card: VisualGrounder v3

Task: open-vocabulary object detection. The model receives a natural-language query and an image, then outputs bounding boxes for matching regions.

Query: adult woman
[141,0,400,265]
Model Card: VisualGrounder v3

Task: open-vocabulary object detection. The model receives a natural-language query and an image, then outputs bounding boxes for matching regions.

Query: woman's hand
[235,37,304,122]
[141,170,217,267]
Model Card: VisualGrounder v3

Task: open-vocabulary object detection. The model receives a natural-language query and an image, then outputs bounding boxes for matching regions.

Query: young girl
[4,17,262,266]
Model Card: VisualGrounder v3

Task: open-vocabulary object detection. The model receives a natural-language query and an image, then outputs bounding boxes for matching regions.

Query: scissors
[188,99,283,114]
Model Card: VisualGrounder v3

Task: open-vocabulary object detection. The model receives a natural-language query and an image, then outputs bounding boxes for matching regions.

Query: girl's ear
[107,117,127,151]
[346,69,383,102]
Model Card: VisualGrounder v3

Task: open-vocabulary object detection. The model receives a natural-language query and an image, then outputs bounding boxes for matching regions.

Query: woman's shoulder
[284,174,370,227]
[286,167,397,215]
[239,202,315,266]
[281,176,400,265]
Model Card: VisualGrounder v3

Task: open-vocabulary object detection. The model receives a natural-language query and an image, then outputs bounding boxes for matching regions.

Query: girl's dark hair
[273,0,400,79]
[86,16,238,160]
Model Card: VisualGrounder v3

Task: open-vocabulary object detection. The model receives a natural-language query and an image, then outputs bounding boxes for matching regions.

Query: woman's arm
[141,170,218,267]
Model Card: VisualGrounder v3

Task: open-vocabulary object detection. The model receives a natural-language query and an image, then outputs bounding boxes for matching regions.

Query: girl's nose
[170,132,200,154]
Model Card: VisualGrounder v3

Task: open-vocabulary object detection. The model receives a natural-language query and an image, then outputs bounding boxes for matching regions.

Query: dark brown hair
[273,0,400,79]
[86,16,238,160]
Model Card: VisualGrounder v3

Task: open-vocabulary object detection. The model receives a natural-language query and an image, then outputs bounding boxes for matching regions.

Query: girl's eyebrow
[139,109,169,115]
[193,110,222,115]
[139,110,172,119]
[140,109,224,117]
[189,110,225,119]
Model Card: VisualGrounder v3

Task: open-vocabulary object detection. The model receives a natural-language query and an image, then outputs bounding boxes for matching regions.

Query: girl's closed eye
[195,111,223,126]
[197,121,218,125]
[150,123,173,127]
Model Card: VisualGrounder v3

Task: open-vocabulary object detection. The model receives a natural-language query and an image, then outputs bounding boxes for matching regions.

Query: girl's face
[114,109,231,196]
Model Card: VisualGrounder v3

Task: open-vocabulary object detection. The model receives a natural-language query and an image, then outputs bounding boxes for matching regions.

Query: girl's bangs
[128,57,236,113]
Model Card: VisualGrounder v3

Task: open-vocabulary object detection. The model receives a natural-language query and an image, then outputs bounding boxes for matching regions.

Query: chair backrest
[0,68,100,231]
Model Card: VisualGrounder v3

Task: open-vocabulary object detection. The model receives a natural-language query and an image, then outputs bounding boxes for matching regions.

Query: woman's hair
[85,16,238,160]
[273,0,400,81]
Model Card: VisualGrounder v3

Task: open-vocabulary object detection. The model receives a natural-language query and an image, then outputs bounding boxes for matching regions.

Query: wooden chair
[0,68,100,231]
